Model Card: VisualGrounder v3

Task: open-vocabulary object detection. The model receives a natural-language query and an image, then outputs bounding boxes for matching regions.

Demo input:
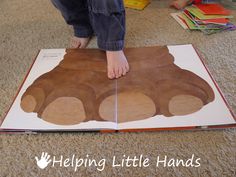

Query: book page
[117,44,235,130]
[1,49,117,131]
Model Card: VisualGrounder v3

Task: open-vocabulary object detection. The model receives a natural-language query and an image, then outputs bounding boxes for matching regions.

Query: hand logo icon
[35,152,52,169]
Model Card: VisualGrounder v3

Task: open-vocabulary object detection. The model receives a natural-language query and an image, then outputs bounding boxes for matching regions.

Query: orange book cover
[194,4,231,15]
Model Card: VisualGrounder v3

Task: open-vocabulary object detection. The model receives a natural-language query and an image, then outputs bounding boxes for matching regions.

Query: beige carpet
[0,0,236,176]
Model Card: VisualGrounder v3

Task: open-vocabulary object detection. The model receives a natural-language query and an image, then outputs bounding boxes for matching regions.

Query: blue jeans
[51,0,126,51]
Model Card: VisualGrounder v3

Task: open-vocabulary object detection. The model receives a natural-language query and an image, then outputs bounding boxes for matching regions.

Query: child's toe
[122,67,127,76]
[72,41,81,48]
[80,40,88,48]
[125,64,130,72]
[114,68,120,78]
[108,68,115,79]
[122,71,127,76]
[79,43,85,48]
[118,67,123,77]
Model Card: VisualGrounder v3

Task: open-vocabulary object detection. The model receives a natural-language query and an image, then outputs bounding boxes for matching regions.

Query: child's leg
[170,0,194,9]
[51,0,93,48]
[87,0,129,79]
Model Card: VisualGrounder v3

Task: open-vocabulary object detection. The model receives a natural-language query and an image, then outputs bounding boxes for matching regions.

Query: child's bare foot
[170,0,193,10]
[106,51,129,79]
[71,36,90,48]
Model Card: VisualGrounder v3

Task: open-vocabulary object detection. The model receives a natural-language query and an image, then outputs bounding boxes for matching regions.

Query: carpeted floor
[0,0,236,176]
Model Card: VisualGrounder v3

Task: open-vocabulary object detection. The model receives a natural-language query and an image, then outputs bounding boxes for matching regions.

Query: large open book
[0,44,235,133]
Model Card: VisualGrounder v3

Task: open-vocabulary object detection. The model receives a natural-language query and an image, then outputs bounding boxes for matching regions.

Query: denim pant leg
[87,0,126,51]
[51,0,93,38]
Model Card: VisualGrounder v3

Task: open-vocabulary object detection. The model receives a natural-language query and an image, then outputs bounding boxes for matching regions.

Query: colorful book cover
[197,18,229,25]
[194,3,231,15]
[172,12,210,30]
[170,13,189,29]
[183,9,228,25]
[183,11,226,29]
[178,13,201,30]
[186,6,233,20]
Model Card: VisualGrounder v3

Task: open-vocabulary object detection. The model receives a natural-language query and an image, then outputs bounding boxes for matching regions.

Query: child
[171,0,202,9]
[51,0,129,79]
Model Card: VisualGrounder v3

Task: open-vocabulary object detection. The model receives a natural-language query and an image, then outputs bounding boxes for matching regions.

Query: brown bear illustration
[20,46,215,125]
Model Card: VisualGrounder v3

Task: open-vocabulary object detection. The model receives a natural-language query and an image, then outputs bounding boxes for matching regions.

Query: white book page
[1,49,117,130]
[118,44,235,130]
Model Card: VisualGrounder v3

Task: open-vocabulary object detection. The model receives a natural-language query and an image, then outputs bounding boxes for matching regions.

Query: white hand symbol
[35,152,52,169]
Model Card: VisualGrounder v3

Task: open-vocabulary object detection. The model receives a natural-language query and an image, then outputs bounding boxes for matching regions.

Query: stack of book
[171,3,236,34]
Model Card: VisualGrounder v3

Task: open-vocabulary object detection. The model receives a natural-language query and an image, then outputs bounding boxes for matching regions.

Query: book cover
[170,13,189,29]
[186,6,233,20]
[194,3,231,15]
